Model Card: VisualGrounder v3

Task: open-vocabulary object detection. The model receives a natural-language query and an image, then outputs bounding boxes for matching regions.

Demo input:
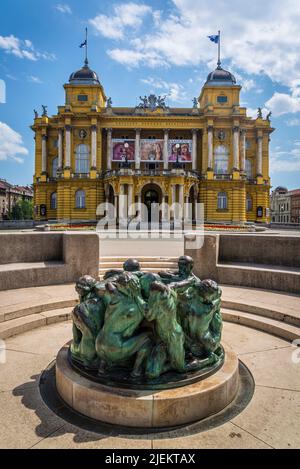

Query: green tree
[21,199,33,219]
[10,199,33,220]
[11,201,23,220]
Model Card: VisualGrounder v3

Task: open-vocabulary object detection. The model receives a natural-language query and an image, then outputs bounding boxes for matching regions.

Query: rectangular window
[217,96,227,103]
[77,95,88,102]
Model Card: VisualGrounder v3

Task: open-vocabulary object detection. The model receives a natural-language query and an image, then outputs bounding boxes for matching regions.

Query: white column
[119,184,125,221]
[91,125,97,169]
[192,129,197,170]
[163,129,169,170]
[114,194,118,219]
[106,128,112,170]
[135,129,141,170]
[41,135,47,174]
[184,195,189,220]
[233,126,240,170]
[128,184,133,216]
[137,193,142,220]
[240,129,246,172]
[179,185,184,221]
[65,125,71,168]
[171,185,176,204]
[207,126,213,170]
[171,185,176,220]
[58,129,63,169]
[257,135,263,176]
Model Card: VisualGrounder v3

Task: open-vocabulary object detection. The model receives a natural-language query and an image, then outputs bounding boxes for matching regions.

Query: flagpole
[217,30,221,67]
[85,27,88,65]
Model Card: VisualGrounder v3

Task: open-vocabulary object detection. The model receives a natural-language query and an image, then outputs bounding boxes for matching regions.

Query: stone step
[222,308,300,342]
[218,262,300,295]
[221,299,300,328]
[0,298,77,323]
[99,262,178,268]
[1,302,299,344]
[99,256,178,262]
[0,307,73,340]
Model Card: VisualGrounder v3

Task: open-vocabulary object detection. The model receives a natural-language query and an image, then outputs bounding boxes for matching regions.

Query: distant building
[270,186,300,224]
[290,189,300,224]
[0,179,33,220]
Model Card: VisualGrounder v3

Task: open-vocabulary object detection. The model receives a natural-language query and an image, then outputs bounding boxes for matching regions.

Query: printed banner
[140,139,164,162]
[168,140,192,163]
[112,139,135,162]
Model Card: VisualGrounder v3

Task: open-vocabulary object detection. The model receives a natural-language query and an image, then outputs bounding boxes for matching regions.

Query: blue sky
[1,0,300,189]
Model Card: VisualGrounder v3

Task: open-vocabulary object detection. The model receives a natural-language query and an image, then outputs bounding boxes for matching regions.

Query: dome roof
[274,186,288,194]
[69,60,100,85]
[205,64,236,86]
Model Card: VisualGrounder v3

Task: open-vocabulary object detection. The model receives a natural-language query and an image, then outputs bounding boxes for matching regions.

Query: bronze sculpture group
[70,256,223,384]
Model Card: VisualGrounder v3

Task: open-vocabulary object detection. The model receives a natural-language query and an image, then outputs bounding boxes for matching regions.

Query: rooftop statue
[69,257,224,387]
[41,105,48,117]
[137,94,167,111]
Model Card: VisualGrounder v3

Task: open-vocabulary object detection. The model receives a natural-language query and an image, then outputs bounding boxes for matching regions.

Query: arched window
[217,192,228,210]
[50,192,57,210]
[75,190,85,208]
[246,193,252,211]
[52,157,58,178]
[245,159,252,178]
[214,145,229,174]
[75,144,89,174]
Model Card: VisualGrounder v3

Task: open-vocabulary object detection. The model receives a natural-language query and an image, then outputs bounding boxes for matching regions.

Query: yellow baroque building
[32,57,273,224]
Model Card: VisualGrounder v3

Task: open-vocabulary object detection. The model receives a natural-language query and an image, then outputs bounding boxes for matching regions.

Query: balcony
[101,169,201,180]
[214,174,232,180]
[71,173,90,179]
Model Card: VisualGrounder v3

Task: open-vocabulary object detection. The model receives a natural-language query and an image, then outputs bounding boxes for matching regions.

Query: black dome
[69,60,100,85]
[206,65,236,86]
[274,186,288,194]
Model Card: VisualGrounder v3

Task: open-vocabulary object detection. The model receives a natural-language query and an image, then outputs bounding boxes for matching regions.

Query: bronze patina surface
[70,256,224,389]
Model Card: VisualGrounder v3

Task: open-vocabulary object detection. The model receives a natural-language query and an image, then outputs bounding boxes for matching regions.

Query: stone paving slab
[231,386,300,449]
[32,423,152,449]
[0,388,66,449]
[222,322,290,355]
[151,421,271,449]
[238,346,300,392]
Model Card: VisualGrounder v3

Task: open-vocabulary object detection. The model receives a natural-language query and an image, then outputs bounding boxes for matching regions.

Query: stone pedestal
[56,342,239,428]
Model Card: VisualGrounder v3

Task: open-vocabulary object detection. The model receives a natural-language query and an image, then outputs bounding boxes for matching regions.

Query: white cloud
[98,0,300,93]
[27,75,43,84]
[265,91,300,116]
[246,107,269,119]
[270,141,300,172]
[90,3,152,40]
[0,79,5,103]
[0,122,28,163]
[0,35,55,61]
[286,118,300,126]
[107,48,165,67]
[55,4,72,14]
[140,76,188,103]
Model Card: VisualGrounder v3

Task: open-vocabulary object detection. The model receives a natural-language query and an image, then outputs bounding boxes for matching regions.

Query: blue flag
[79,40,87,48]
[208,34,219,44]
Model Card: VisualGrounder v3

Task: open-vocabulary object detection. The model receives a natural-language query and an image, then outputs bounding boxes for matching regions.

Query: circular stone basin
[56,342,239,428]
